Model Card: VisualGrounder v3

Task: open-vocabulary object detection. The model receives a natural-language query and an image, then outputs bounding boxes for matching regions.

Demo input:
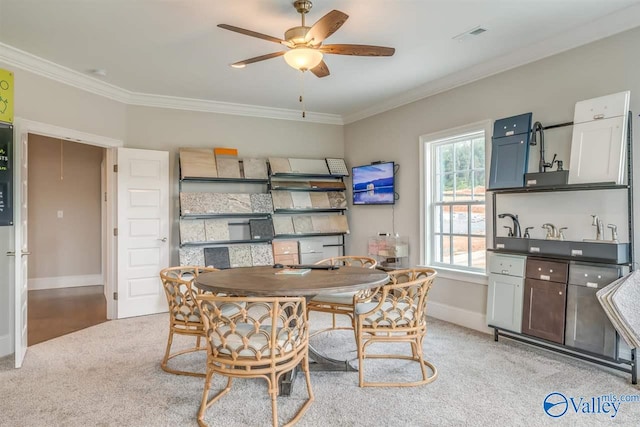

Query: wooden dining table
[194,265,389,395]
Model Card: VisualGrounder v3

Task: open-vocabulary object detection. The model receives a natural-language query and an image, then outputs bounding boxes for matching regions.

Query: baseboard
[0,333,12,358]
[28,274,103,291]
[427,301,493,335]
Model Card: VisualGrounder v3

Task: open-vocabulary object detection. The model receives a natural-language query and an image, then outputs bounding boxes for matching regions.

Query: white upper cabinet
[568,91,630,185]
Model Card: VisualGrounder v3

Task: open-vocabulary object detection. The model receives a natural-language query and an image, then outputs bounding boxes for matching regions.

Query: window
[420,122,490,274]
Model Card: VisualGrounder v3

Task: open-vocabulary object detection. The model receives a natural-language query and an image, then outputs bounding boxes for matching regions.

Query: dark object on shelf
[249,218,275,240]
[204,247,231,269]
[498,213,521,238]
[488,113,532,190]
[524,170,569,187]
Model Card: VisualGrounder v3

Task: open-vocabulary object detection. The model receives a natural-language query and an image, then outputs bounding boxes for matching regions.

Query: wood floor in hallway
[28,285,107,346]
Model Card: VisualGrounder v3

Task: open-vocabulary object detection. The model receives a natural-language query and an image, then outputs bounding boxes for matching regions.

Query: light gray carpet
[1,313,639,426]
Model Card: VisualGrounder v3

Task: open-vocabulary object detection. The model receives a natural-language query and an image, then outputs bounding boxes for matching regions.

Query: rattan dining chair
[354,268,438,387]
[196,294,314,427]
[306,256,377,335]
[159,266,219,377]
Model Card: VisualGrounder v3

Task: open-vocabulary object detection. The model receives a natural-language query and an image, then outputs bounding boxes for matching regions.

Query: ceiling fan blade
[320,44,395,56]
[218,24,289,46]
[304,10,349,44]
[310,60,330,78]
[230,51,286,67]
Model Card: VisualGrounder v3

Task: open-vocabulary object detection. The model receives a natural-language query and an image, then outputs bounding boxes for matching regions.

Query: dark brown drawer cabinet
[522,258,569,344]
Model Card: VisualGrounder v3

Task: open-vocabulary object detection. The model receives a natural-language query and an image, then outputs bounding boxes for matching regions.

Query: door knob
[6,251,15,256]
[21,251,32,256]
[158,237,167,242]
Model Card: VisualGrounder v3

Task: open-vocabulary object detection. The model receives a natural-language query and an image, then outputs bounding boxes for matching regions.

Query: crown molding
[342,4,640,124]
[0,42,343,125]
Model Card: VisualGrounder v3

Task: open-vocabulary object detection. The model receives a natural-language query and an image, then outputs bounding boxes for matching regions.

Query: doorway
[26,135,107,345]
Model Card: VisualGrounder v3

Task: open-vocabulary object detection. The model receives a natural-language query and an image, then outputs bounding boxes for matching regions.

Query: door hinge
[113,228,118,236]
[113,292,118,300]
[113,164,118,173]
[104,192,107,202]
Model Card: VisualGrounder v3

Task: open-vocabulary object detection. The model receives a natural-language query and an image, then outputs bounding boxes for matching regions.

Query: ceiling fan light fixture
[284,47,323,71]
[231,63,246,69]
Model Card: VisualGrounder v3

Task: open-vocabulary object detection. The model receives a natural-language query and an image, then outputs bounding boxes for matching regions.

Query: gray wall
[344,27,640,328]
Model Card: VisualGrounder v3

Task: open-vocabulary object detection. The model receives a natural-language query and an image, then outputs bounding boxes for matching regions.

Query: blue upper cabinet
[488,113,532,190]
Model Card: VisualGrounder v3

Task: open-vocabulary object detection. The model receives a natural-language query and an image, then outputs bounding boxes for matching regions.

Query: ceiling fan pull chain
[299,70,306,118]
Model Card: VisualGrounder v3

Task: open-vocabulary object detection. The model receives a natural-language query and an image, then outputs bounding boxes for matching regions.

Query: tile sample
[227,193,252,213]
[250,193,274,213]
[326,158,349,176]
[179,219,206,243]
[271,191,293,210]
[273,216,295,235]
[180,192,208,215]
[291,192,313,209]
[329,215,350,233]
[229,245,253,268]
[288,158,330,175]
[292,216,314,234]
[204,247,231,269]
[311,215,332,233]
[216,157,242,178]
[268,157,291,174]
[179,148,217,178]
[309,181,346,190]
[328,191,348,209]
[205,193,229,214]
[251,244,274,266]
[310,192,331,209]
[242,158,268,179]
[179,247,204,266]
[204,219,230,242]
[249,218,275,240]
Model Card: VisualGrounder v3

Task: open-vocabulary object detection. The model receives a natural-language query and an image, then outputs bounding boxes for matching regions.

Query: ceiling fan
[218,0,395,78]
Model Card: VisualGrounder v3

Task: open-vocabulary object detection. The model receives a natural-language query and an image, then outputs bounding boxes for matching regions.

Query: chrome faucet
[498,213,521,238]
[542,223,557,240]
[591,215,604,240]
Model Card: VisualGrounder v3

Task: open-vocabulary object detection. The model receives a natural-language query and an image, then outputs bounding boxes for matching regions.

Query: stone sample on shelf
[271,191,294,209]
[216,157,242,179]
[204,219,230,242]
[268,157,291,174]
[309,181,346,190]
[251,244,274,266]
[311,215,332,233]
[229,245,253,268]
[179,219,206,243]
[206,193,230,214]
[249,218,275,240]
[204,247,231,269]
[180,192,206,215]
[179,148,217,179]
[179,246,204,266]
[327,191,348,209]
[227,193,252,213]
[272,181,310,189]
[273,216,295,235]
[292,216,314,234]
[310,192,331,209]
[250,193,273,213]
[291,192,313,209]
[329,215,350,233]
[242,158,268,179]
[288,158,330,175]
[325,158,349,176]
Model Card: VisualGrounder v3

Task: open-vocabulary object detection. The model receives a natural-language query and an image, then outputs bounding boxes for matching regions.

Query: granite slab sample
[180,192,208,215]
[179,219,206,243]
[273,216,295,235]
[249,218,275,240]
[179,247,204,266]
[610,271,640,348]
[216,157,242,178]
[179,148,217,178]
[204,247,231,269]
[226,193,252,213]
[271,191,293,210]
[229,245,253,268]
[311,215,332,233]
[268,157,291,174]
[328,191,348,209]
[204,219,230,242]
[291,192,313,209]
[251,244,274,266]
[292,216,314,234]
[242,158,268,179]
[310,192,331,209]
[206,193,229,214]
[250,193,273,213]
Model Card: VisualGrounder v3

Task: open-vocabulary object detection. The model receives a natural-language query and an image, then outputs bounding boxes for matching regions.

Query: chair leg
[197,369,215,427]
[269,372,278,427]
[161,329,175,371]
[356,326,365,387]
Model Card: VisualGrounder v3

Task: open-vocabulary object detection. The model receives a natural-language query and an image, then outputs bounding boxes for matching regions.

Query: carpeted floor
[1,313,639,426]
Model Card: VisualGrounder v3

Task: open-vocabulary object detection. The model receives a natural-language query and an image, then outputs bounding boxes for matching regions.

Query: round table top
[194,266,390,297]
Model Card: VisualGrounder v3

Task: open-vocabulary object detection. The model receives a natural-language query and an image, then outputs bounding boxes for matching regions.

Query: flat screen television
[352,162,395,205]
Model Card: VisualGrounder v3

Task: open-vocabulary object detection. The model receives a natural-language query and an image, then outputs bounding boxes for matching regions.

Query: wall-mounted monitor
[352,162,395,205]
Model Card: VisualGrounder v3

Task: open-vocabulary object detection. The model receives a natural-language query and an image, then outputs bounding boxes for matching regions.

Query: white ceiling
[1,0,640,124]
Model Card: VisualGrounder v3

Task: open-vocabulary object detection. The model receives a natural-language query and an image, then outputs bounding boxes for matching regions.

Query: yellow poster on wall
[0,69,14,124]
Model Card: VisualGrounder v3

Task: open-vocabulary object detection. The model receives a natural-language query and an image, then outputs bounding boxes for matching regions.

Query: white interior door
[14,132,28,368]
[116,148,169,318]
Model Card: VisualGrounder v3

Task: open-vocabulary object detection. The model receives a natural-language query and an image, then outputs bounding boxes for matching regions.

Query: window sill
[418,265,488,285]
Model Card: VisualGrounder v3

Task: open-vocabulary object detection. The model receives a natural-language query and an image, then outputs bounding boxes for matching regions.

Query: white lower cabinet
[487,253,526,333]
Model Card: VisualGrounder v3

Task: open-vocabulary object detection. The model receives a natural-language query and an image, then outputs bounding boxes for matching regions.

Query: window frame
[419,120,493,282]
